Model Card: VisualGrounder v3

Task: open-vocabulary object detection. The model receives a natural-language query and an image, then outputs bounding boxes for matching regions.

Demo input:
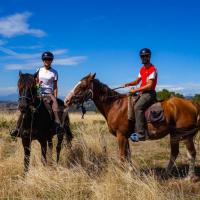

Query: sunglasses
[43,58,53,61]
[140,55,150,58]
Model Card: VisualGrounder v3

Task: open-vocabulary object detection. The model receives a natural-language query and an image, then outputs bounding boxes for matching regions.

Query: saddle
[128,94,165,124]
[42,96,54,120]
[145,102,165,123]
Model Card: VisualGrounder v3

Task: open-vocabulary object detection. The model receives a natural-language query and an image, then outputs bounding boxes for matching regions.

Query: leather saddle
[128,94,165,124]
[42,96,54,120]
[145,102,165,124]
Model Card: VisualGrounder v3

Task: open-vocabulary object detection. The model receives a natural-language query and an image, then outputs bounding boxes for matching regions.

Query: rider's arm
[53,80,58,98]
[124,77,141,87]
[133,79,155,93]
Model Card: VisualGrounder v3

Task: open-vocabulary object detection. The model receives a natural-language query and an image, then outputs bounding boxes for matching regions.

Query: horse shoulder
[106,96,129,135]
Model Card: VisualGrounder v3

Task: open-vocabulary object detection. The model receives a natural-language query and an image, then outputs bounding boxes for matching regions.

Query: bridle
[69,79,125,118]
[19,86,35,106]
[70,81,94,118]
[18,80,42,137]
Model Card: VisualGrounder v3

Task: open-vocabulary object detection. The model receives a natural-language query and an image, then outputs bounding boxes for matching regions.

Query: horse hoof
[10,129,19,137]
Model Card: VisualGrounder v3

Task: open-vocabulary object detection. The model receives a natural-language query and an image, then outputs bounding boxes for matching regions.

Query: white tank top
[36,67,58,94]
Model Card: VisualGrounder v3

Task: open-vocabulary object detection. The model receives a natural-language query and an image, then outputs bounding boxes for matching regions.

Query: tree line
[157,89,200,104]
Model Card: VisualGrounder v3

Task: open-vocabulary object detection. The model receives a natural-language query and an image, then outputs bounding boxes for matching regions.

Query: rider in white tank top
[10,51,64,137]
[36,67,58,94]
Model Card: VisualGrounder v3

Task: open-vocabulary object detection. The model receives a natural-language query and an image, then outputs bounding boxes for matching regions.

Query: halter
[18,81,42,112]
[18,84,43,137]
[70,81,94,118]
[19,87,34,103]
[69,80,123,118]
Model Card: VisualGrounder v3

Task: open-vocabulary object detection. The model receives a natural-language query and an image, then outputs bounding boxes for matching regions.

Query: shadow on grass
[140,165,200,180]
[64,143,108,178]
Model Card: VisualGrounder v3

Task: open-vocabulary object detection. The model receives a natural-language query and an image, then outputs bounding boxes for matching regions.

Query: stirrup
[10,129,19,137]
[130,132,147,142]
[130,133,139,142]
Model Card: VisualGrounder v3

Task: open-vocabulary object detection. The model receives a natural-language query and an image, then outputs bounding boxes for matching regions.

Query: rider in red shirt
[123,48,157,141]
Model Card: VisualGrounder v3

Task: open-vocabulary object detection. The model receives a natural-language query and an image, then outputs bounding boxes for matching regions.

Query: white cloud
[5,61,41,70]
[5,56,87,70]
[52,49,68,55]
[157,85,185,92]
[0,47,69,60]
[10,45,42,50]
[0,12,45,38]
[54,56,87,65]
[0,46,86,70]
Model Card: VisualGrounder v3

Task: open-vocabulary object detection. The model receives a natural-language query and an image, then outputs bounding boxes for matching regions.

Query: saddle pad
[145,102,165,123]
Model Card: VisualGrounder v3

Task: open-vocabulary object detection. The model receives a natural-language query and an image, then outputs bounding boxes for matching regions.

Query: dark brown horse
[64,73,200,179]
[17,72,73,173]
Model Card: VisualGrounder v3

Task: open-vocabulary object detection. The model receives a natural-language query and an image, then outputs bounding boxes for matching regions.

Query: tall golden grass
[0,112,200,199]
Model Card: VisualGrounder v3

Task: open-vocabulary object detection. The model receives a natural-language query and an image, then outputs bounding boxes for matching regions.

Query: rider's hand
[129,87,138,94]
[123,83,129,88]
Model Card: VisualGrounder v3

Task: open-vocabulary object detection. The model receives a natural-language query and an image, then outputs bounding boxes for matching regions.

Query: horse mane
[93,79,126,102]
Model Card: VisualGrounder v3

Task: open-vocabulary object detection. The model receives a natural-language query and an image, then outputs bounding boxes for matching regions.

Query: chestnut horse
[64,73,200,179]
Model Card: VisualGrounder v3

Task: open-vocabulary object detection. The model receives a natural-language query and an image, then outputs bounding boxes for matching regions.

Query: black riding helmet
[139,48,151,56]
[41,51,54,60]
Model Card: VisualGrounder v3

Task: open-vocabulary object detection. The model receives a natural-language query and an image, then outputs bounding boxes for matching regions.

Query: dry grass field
[0,111,200,200]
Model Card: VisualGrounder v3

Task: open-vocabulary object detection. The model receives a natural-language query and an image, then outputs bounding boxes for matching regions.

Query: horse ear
[19,70,22,77]
[91,73,96,79]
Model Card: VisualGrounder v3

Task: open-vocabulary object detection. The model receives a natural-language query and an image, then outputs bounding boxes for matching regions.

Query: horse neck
[92,80,119,119]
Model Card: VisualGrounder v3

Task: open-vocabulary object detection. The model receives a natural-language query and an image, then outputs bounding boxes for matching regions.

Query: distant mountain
[0,93,18,101]
[185,95,193,100]
[0,94,65,102]
[0,101,18,112]
[0,96,97,112]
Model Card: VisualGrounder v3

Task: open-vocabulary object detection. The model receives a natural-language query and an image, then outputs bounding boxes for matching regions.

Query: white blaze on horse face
[64,81,82,106]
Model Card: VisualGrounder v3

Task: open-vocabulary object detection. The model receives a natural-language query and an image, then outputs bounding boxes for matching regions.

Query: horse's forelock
[18,74,35,89]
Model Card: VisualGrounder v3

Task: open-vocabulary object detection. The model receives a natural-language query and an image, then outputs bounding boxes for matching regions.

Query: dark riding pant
[134,90,156,134]
[43,94,62,125]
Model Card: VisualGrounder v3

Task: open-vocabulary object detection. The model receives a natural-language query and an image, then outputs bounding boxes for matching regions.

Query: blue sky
[0,0,200,99]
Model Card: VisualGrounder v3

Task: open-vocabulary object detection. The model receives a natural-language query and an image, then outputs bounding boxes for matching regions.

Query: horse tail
[195,102,200,130]
[62,109,73,142]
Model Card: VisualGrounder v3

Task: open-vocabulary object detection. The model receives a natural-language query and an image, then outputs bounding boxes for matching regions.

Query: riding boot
[130,130,149,142]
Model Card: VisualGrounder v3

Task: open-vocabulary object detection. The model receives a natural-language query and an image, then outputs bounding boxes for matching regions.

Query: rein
[18,84,43,136]
[71,81,124,118]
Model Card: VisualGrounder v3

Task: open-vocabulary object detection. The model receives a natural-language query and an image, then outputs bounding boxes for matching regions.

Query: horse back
[161,97,199,128]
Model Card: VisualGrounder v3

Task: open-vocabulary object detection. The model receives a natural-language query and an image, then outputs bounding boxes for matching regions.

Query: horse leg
[56,133,63,163]
[117,132,131,162]
[39,139,47,166]
[22,137,31,174]
[166,137,180,175]
[125,140,131,162]
[47,138,53,165]
[184,137,198,180]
